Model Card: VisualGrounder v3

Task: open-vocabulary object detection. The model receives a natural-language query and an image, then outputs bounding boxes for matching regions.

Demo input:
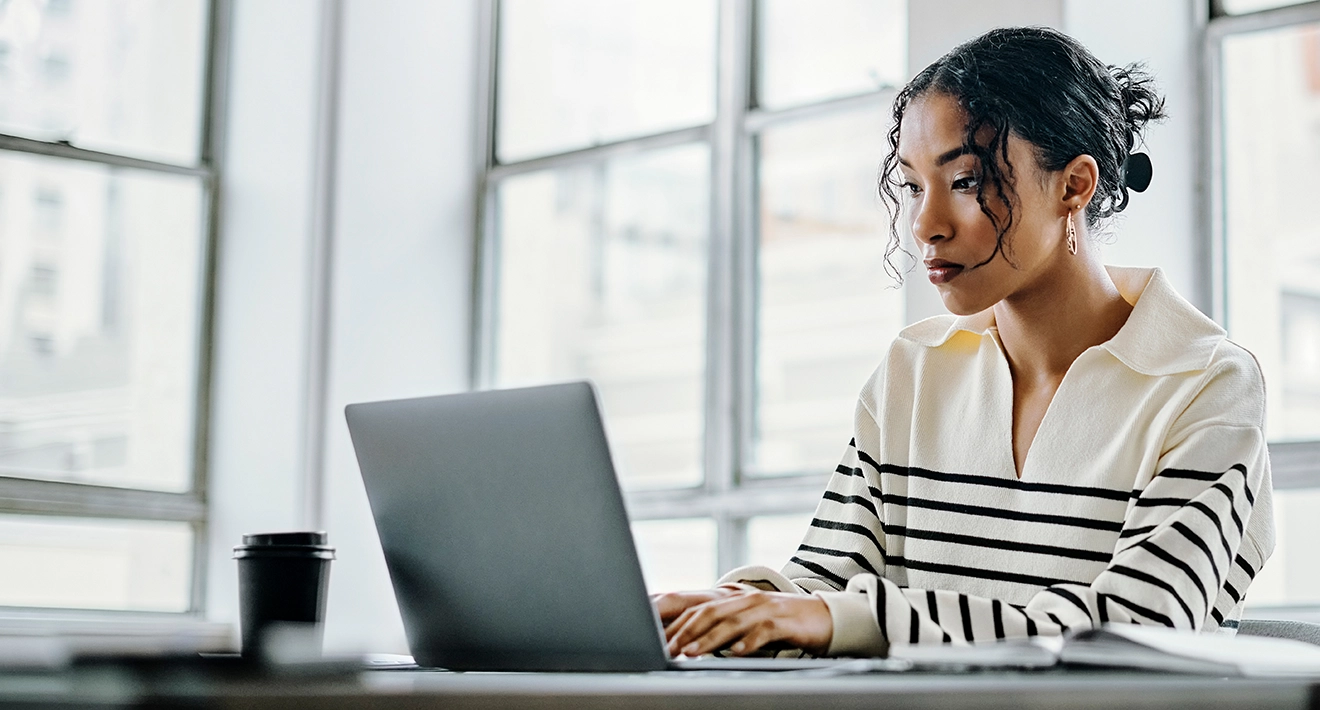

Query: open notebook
[891,623,1320,678]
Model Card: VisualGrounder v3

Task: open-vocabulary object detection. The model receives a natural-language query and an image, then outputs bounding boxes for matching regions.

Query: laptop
[345,382,891,673]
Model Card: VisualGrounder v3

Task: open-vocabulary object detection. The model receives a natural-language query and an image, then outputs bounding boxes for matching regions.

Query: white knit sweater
[721,267,1276,657]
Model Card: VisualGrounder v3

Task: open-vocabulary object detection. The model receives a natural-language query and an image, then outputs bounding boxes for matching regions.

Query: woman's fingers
[651,590,721,624]
[665,593,834,658]
[677,605,781,657]
[664,591,765,656]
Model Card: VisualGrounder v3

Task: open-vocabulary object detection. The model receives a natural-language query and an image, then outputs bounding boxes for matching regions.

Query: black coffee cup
[233,531,335,660]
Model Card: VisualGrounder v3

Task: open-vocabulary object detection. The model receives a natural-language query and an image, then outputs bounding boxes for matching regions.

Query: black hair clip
[1114,152,1153,213]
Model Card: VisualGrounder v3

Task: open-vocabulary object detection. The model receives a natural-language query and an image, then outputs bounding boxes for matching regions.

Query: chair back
[1237,619,1320,646]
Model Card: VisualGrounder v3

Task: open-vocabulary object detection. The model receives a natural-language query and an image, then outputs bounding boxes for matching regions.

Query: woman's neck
[991,250,1134,385]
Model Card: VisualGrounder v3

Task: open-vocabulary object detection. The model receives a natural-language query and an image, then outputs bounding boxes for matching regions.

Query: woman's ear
[1061,153,1099,214]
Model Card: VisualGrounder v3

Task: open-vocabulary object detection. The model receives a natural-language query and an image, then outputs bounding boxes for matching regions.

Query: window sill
[0,610,234,659]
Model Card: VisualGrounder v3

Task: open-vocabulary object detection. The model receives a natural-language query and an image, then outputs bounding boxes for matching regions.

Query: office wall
[318,0,476,653]
[206,0,322,635]
[207,0,476,654]
[1065,0,1203,307]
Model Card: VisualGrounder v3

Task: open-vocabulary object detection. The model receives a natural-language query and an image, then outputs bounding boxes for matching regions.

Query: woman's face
[896,92,1070,316]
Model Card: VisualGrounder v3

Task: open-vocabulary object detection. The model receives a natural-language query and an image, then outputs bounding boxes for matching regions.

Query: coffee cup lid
[241,531,328,547]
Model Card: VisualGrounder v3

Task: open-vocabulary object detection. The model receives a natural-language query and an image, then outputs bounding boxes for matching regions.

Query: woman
[655,26,1275,659]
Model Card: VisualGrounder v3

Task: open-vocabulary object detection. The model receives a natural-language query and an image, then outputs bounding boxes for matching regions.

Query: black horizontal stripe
[1234,554,1258,579]
[880,494,1124,532]
[1138,540,1209,608]
[809,518,887,561]
[884,523,1112,563]
[909,607,920,644]
[1211,607,1224,626]
[836,464,865,479]
[858,452,1130,501]
[887,555,1078,588]
[1110,564,1196,627]
[1135,497,1189,508]
[959,594,974,642]
[822,490,879,519]
[1208,483,1243,534]
[1225,499,1245,540]
[788,556,847,589]
[1171,521,1223,588]
[1158,465,1246,482]
[1105,593,1175,628]
[1224,581,1241,604]
[1044,610,1067,632]
[1243,478,1256,506]
[925,591,952,643]
[797,543,881,577]
[875,577,889,641]
[1046,586,1091,619]
[1098,594,1110,624]
[992,599,1006,640]
[1186,501,1234,560]
[1119,525,1157,539]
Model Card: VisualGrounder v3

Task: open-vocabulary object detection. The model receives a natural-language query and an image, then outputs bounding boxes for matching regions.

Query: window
[1210,0,1320,610]
[0,0,219,614]
[477,0,906,592]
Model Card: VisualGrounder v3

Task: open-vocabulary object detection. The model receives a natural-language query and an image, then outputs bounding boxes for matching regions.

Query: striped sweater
[721,267,1275,657]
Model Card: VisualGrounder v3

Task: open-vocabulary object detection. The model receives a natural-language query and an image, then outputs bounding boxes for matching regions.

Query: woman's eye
[902,182,922,196]
[952,175,980,191]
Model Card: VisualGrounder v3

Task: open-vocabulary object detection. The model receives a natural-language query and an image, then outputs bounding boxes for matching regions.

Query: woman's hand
[650,586,833,657]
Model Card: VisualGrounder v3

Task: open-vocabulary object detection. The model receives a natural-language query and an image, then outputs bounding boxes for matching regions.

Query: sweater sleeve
[727,351,1274,657]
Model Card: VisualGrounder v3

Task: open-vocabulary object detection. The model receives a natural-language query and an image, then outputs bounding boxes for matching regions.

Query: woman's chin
[938,291,993,317]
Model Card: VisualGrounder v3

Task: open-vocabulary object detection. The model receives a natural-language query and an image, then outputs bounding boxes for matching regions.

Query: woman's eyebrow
[897,146,974,169]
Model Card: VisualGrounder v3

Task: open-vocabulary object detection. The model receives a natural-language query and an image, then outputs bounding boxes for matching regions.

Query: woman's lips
[925,259,964,285]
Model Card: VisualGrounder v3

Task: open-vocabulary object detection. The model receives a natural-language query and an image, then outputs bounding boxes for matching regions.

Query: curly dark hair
[878,26,1167,281]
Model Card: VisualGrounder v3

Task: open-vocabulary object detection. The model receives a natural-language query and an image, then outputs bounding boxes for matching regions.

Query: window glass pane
[494,144,709,489]
[0,0,208,165]
[755,0,905,110]
[1221,0,1312,14]
[496,0,716,163]
[752,108,903,475]
[631,518,716,592]
[745,512,812,570]
[1243,488,1320,608]
[1222,23,1320,442]
[0,514,192,611]
[0,152,205,491]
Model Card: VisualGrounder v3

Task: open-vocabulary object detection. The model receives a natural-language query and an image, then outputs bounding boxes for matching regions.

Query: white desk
[6,666,1302,709]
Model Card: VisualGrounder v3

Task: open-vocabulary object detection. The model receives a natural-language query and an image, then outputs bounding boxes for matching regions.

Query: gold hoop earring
[1066,209,1078,255]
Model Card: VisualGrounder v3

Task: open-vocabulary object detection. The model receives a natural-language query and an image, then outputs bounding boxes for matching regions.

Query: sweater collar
[897,266,1226,376]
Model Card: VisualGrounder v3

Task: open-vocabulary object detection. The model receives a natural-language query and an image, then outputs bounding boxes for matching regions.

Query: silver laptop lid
[345,381,668,672]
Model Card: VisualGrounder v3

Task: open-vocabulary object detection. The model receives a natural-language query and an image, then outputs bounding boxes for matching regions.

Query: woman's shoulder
[855,314,992,414]
[1188,337,1268,428]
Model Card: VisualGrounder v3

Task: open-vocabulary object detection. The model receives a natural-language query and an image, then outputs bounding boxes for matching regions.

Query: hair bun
[1123,152,1153,192]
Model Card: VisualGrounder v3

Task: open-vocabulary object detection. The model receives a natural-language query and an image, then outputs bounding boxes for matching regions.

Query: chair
[1237,619,1320,646]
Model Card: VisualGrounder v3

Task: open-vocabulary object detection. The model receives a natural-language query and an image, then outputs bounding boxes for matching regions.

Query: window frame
[475,0,1320,585]
[1205,0,1320,493]
[471,0,900,575]
[0,0,231,619]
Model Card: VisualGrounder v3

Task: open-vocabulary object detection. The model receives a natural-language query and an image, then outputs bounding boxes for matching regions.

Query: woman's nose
[910,193,951,246]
